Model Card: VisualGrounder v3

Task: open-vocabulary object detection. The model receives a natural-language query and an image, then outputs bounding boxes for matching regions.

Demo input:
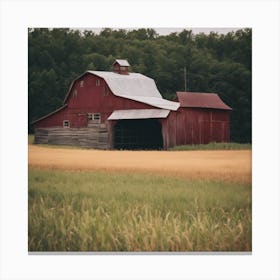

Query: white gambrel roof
[114,59,130,66]
[108,109,170,120]
[87,71,180,111]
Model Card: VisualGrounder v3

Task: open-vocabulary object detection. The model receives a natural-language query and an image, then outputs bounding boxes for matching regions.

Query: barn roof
[114,59,130,67]
[87,71,180,111]
[176,92,232,110]
[108,109,170,120]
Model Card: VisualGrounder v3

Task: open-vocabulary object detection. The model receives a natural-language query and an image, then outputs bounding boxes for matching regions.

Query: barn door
[114,119,163,150]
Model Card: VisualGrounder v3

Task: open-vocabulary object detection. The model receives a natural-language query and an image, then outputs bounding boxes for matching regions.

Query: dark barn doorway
[114,119,163,150]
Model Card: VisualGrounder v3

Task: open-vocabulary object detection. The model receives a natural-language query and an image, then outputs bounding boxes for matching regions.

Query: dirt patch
[28,145,252,183]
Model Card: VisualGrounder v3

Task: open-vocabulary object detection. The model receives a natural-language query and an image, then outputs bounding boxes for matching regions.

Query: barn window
[96,79,100,86]
[93,113,101,121]
[80,80,84,87]
[63,120,70,128]
[88,113,101,123]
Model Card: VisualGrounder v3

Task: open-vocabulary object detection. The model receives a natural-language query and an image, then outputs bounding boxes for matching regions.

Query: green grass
[28,168,251,252]
[169,142,252,151]
[29,134,251,151]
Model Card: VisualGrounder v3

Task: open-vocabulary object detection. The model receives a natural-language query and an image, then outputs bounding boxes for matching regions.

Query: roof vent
[113,59,130,75]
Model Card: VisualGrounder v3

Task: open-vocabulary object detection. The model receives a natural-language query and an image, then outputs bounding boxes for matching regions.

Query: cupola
[113,59,130,75]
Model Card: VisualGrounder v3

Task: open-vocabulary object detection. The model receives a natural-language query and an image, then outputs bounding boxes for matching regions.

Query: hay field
[28,145,252,252]
[28,145,251,183]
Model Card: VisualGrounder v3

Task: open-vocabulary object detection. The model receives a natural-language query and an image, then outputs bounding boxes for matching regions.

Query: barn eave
[31,104,68,125]
[108,109,170,120]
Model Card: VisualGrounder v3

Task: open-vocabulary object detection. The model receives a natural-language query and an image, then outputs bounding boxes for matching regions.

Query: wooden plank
[34,126,109,149]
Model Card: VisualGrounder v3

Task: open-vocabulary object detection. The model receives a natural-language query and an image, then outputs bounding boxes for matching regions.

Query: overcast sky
[76,27,243,35]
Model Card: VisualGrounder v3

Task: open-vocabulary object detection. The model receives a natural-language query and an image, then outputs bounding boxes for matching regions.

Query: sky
[76,27,243,35]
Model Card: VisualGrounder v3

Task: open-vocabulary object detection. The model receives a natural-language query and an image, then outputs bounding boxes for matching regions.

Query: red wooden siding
[33,106,88,128]
[35,73,155,129]
[161,111,177,149]
[175,108,230,145]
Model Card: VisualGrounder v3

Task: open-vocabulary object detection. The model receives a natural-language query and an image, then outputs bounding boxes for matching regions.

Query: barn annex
[32,59,231,149]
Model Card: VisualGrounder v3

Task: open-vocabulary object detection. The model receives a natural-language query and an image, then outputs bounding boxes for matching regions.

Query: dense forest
[28,28,251,142]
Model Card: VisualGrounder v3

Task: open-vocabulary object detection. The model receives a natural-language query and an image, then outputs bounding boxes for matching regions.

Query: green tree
[28,28,251,142]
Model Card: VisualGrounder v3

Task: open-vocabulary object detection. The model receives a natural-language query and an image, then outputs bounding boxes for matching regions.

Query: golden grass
[28,145,251,183]
[29,168,251,252]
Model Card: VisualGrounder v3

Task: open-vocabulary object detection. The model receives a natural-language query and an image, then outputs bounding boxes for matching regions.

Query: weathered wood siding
[34,124,109,149]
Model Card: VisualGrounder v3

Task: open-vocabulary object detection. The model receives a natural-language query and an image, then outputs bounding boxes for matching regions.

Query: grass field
[28,134,251,151]
[28,168,251,252]
[169,142,252,151]
[28,142,252,252]
[29,145,251,183]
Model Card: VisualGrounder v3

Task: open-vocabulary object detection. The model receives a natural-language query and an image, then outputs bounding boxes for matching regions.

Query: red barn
[175,92,232,145]
[32,59,231,149]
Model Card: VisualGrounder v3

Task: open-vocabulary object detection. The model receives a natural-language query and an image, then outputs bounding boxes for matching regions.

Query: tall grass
[28,168,251,252]
[169,142,252,151]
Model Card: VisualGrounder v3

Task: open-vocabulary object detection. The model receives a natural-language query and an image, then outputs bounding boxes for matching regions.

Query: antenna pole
[184,66,187,91]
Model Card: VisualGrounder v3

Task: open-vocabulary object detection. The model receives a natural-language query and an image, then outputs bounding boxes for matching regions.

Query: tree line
[28,28,251,142]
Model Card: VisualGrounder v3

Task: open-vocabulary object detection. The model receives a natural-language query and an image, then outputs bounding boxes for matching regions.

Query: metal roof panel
[88,71,162,98]
[88,71,180,111]
[120,95,180,111]
[114,59,130,66]
[108,109,170,120]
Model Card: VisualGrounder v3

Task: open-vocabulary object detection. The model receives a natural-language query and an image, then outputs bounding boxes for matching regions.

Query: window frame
[63,120,70,128]
[88,113,101,123]
[93,113,101,121]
